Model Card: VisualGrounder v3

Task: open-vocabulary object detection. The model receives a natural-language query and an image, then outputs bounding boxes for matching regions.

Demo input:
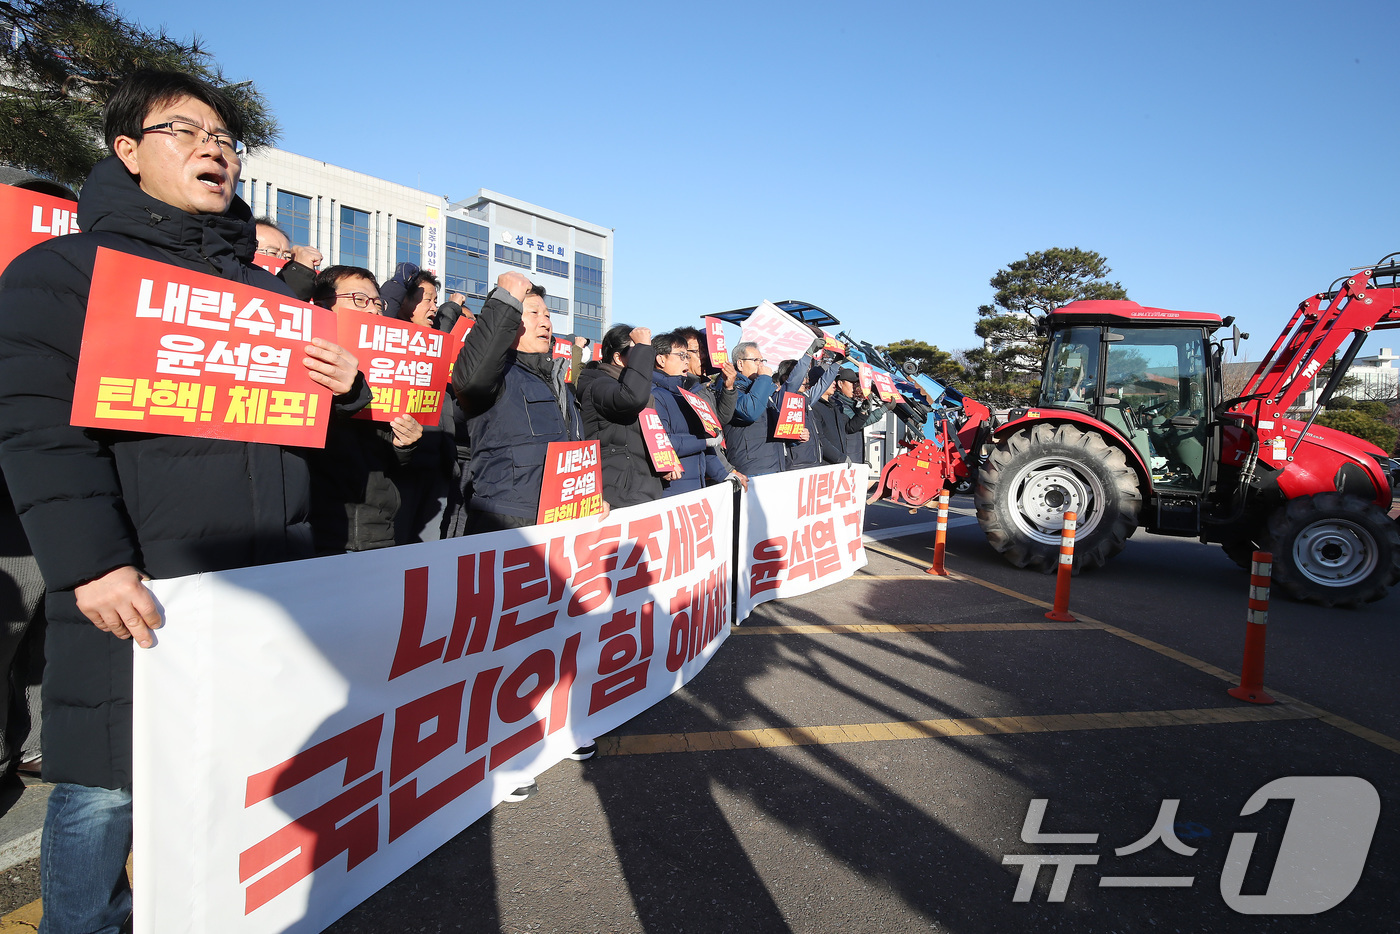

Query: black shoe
[502,780,538,802]
[568,743,597,761]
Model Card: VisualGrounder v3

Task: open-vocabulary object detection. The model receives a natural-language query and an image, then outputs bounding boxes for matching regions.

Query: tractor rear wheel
[1262,493,1400,607]
[975,422,1141,573]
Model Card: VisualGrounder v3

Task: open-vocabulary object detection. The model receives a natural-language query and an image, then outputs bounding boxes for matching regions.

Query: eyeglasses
[739,356,766,364]
[334,292,388,312]
[141,120,244,158]
[666,350,692,359]
[256,246,294,260]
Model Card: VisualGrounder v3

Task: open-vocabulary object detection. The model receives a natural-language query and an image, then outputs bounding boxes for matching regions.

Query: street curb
[0,828,39,873]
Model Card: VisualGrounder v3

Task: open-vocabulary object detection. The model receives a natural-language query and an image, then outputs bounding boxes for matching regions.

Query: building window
[339,206,370,268]
[544,294,568,316]
[537,255,570,278]
[236,180,245,201]
[495,244,532,269]
[573,252,605,340]
[278,191,313,247]
[396,220,422,268]
[445,217,489,298]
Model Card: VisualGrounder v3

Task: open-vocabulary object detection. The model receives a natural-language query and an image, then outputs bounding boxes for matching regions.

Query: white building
[236,148,612,339]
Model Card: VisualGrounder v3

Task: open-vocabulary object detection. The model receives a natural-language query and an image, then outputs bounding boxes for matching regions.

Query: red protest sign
[592,342,602,362]
[71,247,334,446]
[870,369,904,403]
[553,337,573,358]
[537,440,604,524]
[250,252,288,274]
[704,317,730,367]
[773,392,806,440]
[678,387,721,437]
[0,183,79,274]
[639,407,682,473]
[741,301,815,367]
[822,331,846,356]
[857,362,874,397]
[336,310,454,425]
[450,314,475,342]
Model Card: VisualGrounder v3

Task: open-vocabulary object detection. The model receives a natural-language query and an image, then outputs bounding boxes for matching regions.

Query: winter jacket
[454,288,584,522]
[784,363,840,470]
[309,417,416,554]
[651,371,728,496]
[577,348,663,507]
[0,156,364,788]
[724,355,812,477]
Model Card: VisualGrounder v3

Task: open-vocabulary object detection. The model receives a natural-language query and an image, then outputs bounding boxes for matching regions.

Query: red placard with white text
[450,314,474,342]
[773,392,806,440]
[704,317,730,367]
[639,407,682,472]
[250,253,288,274]
[857,361,874,397]
[678,387,721,436]
[537,440,604,524]
[822,331,846,356]
[336,310,454,425]
[71,248,335,446]
[870,369,904,403]
[0,182,80,274]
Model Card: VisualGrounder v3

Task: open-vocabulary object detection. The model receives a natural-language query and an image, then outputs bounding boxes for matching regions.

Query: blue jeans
[40,783,132,934]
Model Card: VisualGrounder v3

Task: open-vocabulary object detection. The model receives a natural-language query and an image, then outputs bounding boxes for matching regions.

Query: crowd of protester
[0,69,890,932]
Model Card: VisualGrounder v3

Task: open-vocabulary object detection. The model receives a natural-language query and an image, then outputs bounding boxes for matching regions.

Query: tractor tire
[1220,536,1261,570]
[974,422,1141,573]
[1262,493,1400,608]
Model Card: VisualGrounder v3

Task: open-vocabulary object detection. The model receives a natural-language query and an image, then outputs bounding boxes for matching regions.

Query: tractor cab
[1039,301,1224,496]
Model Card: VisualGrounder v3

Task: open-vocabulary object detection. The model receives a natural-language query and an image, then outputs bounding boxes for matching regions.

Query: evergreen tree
[0,0,277,187]
[877,339,966,387]
[966,247,1127,405]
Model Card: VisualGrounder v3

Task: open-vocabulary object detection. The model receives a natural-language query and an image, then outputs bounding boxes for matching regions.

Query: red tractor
[872,256,1400,606]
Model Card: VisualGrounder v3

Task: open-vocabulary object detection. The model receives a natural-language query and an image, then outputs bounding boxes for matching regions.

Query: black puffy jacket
[0,157,327,788]
[576,348,662,508]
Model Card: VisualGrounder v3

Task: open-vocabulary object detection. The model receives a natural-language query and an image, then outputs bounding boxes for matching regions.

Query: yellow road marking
[731,622,1097,635]
[0,898,41,930]
[863,543,1400,755]
[599,704,1318,756]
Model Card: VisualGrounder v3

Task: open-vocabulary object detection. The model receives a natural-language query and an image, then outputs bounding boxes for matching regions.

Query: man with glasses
[724,340,816,477]
[649,332,738,496]
[0,70,363,932]
[254,218,322,301]
[309,267,423,554]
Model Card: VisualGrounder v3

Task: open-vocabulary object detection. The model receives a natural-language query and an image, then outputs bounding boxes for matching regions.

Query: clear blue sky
[133,0,1399,360]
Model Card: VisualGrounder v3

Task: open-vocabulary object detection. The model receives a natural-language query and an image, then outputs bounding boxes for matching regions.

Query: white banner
[739,300,818,366]
[133,485,733,934]
[737,464,869,619]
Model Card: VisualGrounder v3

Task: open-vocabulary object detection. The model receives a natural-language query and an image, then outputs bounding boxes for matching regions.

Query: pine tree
[0,0,277,187]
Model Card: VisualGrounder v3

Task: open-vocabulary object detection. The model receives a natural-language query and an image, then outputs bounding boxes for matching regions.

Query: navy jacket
[651,371,727,495]
[454,288,584,521]
[577,349,663,507]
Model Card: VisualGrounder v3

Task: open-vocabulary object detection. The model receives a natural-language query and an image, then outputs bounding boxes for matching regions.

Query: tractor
[871,256,1400,607]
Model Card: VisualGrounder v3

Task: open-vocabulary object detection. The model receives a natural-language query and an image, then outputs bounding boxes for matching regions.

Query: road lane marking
[862,543,1400,755]
[599,704,1318,756]
[730,622,1098,635]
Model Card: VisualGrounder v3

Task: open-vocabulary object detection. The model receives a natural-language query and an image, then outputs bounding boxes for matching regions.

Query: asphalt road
[311,497,1399,934]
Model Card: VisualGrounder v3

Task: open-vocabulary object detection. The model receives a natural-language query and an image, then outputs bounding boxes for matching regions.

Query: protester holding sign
[0,70,365,932]
[650,332,736,496]
[725,340,817,476]
[577,323,665,506]
[253,218,321,301]
[775,357,839,470]
[817,366,887,464]
[307,267,423,554]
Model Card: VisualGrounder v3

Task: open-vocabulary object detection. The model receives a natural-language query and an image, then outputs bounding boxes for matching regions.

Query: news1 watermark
[1002,776,1380,914]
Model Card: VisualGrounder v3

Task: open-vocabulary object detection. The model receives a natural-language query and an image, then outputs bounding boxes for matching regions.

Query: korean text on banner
[773,391,806,440]
[639,406,682,473]
[537,440,604,524]
[71,247,335,447]
[703,316,730,367]
[737,464,868,618]
[870,369,904,403]
[0,182,80,274]
[821,331,846,356]
[739,301,817,366]
[678,387,720,437]
[133,486,734,934]
[337,309,454,425]
[857,361,874,397]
